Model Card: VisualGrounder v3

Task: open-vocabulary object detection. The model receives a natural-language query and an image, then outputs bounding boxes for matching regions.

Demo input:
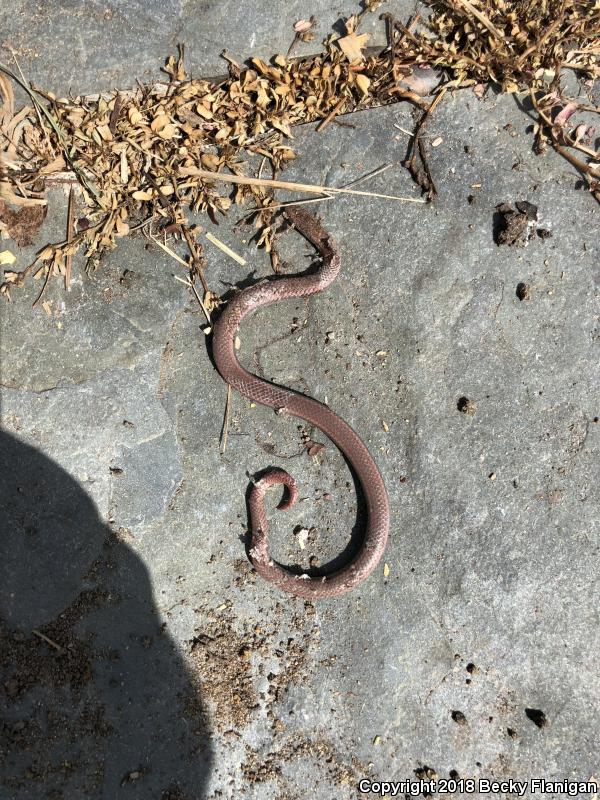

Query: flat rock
[1,4,599,798]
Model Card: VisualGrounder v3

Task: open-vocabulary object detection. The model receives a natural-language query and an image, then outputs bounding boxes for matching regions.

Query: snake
[211,207,389,598]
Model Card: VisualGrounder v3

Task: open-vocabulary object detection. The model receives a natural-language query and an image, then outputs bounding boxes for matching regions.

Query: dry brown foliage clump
[390,0,600,197]
[394,0,599,91]
[0,0,598,303]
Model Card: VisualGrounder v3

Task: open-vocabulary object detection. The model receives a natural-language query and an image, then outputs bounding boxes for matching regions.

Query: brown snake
[212,207,389,598]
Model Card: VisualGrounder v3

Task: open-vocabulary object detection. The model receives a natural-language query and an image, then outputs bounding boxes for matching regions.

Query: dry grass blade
[32,628,64,653]
[64,186,75,290]
[180,167,426,203]
[220,384,232,455]
[149,234,190,268]
[316,97,347,132]
[452,0,508,45]
[341,163,393,189]
[237,195,333,219]
[205,232,247,265]
[32,260,54,308]
[173,273,212,324]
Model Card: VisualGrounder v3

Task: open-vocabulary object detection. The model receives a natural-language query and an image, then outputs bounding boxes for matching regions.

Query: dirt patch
[0,586,114,793]
[187,600,317,734]
[1,588,110,702]
[242,734,369,789]
[0,200,46,247]
[187,612,260,732]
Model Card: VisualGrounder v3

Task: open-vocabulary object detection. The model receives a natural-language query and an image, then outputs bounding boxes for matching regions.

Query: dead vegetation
[389,0,599,91]
[0,0,598,303]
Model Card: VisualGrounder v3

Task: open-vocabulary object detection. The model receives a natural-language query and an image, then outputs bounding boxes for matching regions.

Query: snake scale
[211,207,389,598]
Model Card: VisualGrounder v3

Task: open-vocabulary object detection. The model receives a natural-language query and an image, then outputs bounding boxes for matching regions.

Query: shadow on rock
[0,429,213,799]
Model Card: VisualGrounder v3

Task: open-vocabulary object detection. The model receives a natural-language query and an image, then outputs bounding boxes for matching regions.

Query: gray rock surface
[1,3,599,800]
[1,0,417,95]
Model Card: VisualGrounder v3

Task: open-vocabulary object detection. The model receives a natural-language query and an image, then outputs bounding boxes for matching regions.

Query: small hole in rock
[525,708,547,728]
[457,396,476,415]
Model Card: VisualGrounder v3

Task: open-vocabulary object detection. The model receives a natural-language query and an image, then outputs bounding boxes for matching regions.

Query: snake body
[211,207,389,598]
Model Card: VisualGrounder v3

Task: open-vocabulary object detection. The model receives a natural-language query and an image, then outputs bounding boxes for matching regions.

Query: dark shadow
[513,91,535,116]
[331,16,351,38]
[0,429,213,800]
[492,207,507,245]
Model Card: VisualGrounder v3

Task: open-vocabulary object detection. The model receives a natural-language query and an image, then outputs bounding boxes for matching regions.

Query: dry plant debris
[385,0,600,197]
[0,0,598,304]
[391,0,599,92]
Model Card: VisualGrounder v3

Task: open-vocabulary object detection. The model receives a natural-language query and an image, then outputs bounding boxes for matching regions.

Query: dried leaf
[338,32,370,63]
[195,103,213,120]
[399,67,441,96]
[115,217,129,237]
[132,190,154,201]
[0,250,16,265]
[97,124,113,141]
[128,107,143,125]
[554,102,578,127]
[355,73,371,97]
[150,114,170,133]
[157,123,178,140]
[38,156,66,175]
[294,18,314,34]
